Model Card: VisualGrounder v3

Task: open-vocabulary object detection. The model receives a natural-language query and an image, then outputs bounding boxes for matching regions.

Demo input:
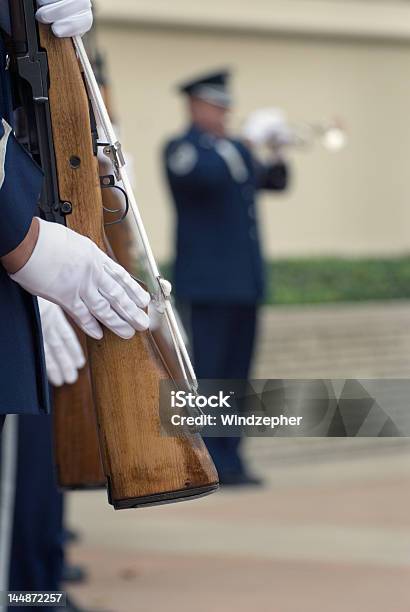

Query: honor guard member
[0,0,150,425]
[164,69,289,486]
[0,1,150,607]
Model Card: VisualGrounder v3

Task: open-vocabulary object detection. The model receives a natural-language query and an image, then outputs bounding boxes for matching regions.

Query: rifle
[9,0,218,508]
[52,41,131,492]
[53,43,145,492]
[9,1,105,491]
[52,326,105,490]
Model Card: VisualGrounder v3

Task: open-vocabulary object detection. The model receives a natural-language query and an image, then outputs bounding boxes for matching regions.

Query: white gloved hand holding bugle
[242,108,292,149]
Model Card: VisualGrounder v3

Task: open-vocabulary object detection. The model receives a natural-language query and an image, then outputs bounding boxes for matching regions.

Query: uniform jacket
[164,124,288,303]
[0,12,49,415]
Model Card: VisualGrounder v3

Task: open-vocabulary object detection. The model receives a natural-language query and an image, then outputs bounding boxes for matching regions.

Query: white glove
[242,108,292,148]
[38,298,86,387]
[36,0,93,38]
[11,218,150,341]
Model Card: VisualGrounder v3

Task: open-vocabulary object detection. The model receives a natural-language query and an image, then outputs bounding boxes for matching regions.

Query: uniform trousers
[0,414,64,611]
[183,302,258,477]
[9,415,64,595]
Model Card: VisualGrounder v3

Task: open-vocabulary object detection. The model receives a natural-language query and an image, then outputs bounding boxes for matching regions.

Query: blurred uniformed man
[164,69,289,486]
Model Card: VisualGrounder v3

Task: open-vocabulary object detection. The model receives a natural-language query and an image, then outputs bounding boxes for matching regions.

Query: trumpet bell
[321,125,347,152]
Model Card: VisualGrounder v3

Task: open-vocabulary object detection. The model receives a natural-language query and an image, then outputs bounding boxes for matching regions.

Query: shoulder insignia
[168,142,198,176]
[215,139,249,183]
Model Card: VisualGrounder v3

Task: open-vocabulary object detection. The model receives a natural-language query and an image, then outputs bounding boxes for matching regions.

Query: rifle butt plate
[110,483,219,510]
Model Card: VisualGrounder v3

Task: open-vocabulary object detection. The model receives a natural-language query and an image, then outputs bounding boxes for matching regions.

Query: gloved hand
[11,218,150,341]
[38,297,86,386]
[242,108,292,148]
[36,0,93,38]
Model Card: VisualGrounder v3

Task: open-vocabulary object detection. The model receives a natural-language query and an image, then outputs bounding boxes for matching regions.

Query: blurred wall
[96,1,410,262]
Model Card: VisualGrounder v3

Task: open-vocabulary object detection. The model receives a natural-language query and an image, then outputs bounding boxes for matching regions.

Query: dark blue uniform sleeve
[0,120,44,257]
[164,140,228,193]
[235,140,289,192]
[254,159,289,192]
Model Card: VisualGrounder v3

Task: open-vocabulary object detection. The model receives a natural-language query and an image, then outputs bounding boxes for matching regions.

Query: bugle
[242,107,347,153]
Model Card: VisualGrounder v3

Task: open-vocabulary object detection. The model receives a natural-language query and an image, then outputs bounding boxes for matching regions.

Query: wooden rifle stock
[53,63,149,492]
[53,178,133,491]
[39,26,218,508]
[53,108,138,491]
[53,104,132,491]
[53,134,131,492]
[53,327,105,489]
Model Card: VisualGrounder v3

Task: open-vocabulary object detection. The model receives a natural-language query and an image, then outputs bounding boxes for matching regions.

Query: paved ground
[66,302,410,612]
[254,300,410,379]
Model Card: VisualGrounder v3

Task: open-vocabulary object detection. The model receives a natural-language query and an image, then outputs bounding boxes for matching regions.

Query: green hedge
[162,257,410,305]
[265,257,410,305]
